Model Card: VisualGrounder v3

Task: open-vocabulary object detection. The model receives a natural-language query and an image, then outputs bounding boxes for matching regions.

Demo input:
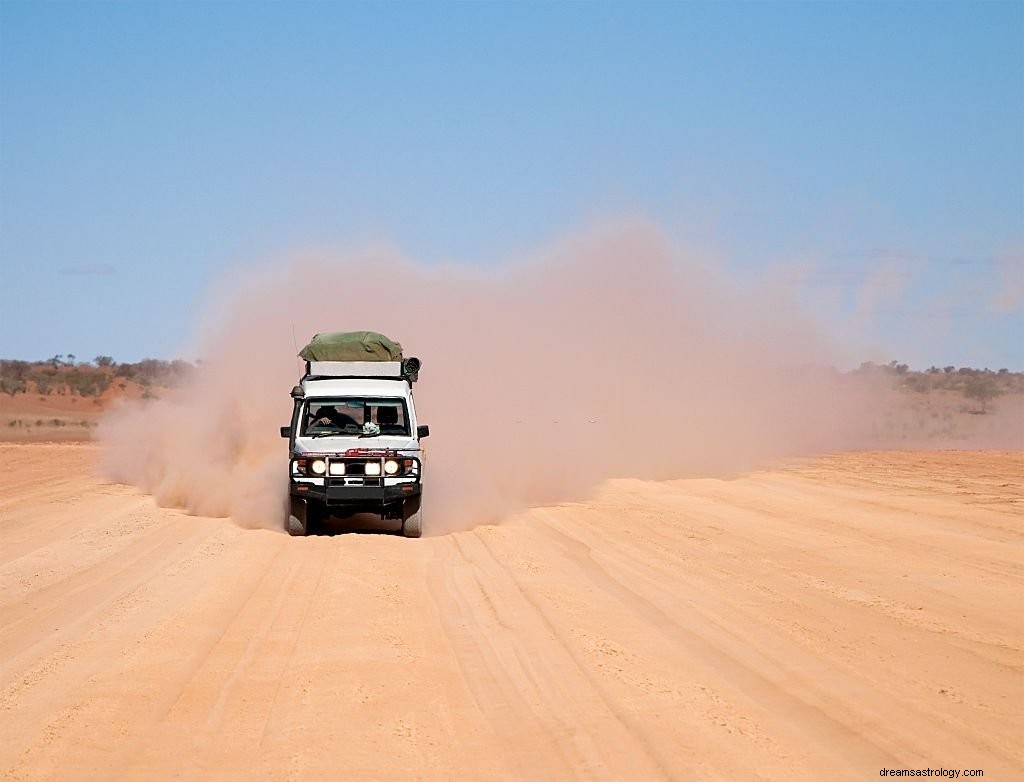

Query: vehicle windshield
[303,397,410,437]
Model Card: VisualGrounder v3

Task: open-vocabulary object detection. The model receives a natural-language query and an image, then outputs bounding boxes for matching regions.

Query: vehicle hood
[292,435,419,455]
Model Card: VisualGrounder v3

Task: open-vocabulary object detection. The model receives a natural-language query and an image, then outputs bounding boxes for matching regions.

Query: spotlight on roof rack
[402,357,421,382]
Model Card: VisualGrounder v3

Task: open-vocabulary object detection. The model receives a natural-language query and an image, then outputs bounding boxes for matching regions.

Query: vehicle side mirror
[280,426,292,438]
[417,425,430,438]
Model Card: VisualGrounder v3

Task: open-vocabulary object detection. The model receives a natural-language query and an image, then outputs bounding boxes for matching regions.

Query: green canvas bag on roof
[298,331,404,362]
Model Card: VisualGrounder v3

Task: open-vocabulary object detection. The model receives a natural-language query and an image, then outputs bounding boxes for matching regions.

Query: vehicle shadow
[314,512,404,536]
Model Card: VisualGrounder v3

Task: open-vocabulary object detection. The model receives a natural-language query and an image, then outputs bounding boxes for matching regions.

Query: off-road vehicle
[281,332,428,537]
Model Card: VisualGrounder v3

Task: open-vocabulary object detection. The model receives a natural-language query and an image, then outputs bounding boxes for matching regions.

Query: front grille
[328,477,382,487]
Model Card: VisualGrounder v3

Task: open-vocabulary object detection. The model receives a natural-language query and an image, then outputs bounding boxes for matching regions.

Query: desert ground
[0,443,1021,780]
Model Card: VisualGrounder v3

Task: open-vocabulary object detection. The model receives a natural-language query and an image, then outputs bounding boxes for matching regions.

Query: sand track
[0,444,1020,780]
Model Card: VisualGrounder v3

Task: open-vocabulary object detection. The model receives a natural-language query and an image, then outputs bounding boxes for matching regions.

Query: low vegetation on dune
[852,361,1023,414]
[0,356,198,440]
[1,355,1019,405]
[0,355,197,399]
[0,355,1020,444]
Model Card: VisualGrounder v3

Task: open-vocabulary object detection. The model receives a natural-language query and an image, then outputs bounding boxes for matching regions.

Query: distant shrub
[129,358,196,388]
[0,360,30,396]
[903,375,931,393]
[0,375,26,396]
[65,368,111,397]
[963,376,1003,413]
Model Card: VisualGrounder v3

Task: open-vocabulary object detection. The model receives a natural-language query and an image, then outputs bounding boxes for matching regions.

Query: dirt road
[1,444,1020,780]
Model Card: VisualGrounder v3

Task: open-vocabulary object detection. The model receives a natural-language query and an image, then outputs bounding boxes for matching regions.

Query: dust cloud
[100,221,892,533]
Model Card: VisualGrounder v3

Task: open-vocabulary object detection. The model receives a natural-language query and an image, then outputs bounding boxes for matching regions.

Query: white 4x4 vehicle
[280,359,428,537]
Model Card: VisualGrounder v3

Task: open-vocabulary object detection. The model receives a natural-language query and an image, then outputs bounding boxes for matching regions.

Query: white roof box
[307,361,404,379]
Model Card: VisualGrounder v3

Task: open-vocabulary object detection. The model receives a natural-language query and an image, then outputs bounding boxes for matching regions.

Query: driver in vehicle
[307,405,356,432]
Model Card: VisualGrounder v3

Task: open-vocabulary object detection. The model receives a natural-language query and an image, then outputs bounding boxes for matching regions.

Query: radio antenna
[292,324,301,373]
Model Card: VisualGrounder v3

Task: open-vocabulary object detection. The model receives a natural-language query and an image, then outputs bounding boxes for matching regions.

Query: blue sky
[1,1,1021,367]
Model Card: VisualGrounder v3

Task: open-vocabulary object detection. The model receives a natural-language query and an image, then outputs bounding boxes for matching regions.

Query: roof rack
[303,359,420,383]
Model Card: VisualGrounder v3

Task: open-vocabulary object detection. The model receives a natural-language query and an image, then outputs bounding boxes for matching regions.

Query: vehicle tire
[402,495,423,538]
[287,497,309,536]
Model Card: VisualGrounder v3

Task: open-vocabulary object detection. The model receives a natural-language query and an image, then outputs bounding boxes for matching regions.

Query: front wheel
[402,495,423,538]
[287,496,313,536]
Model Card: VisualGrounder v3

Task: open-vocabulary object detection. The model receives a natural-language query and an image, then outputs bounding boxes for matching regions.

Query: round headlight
[310,459,327,475]
[384,459,399,475]
[365,462,382,476]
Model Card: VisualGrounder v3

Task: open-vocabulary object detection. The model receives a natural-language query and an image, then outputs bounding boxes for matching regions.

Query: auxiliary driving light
[364,462,382,476]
